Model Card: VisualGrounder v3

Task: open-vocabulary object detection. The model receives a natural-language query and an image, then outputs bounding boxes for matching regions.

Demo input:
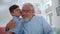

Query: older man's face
[22,5,34,19]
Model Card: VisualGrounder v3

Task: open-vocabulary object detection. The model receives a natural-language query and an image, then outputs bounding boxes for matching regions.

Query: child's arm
[8,32,16,34]
[8,32,13,34]
[6,19,16,31]
[6,16,23,34]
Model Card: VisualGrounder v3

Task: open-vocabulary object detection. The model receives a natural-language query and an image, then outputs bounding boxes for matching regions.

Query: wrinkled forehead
[22,4,33,10]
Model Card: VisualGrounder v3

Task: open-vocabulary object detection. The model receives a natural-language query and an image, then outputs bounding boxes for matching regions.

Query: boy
[5,5,23,34]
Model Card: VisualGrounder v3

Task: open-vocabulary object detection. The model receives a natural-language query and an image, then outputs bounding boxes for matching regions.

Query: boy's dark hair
[9,5,19,13]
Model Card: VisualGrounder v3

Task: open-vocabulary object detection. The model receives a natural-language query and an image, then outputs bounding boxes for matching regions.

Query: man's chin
[23,18,28,19]
[23,18,30,22]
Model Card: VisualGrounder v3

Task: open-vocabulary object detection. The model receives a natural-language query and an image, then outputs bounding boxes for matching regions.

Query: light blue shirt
[8,16,55,34]
[22,16,55,34]
[8,16,23,34]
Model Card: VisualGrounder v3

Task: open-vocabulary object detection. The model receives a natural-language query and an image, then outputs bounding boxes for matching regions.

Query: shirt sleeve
[42,17,56,34]
[8,16,21,33]
[9,22,23,34]
[4,27,6,32]
[4,27,9,34]
[9,16,23,34]
[4,24,22,34]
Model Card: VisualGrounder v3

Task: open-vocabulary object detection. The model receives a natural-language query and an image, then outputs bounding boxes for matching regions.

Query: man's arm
[42,17,55,34]
[6,19,16,31]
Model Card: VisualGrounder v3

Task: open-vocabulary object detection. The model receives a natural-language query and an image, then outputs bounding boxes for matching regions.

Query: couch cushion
[0,27,6,34]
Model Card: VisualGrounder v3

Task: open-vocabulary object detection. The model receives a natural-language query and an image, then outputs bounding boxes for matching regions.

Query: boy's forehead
[14,8,20,10]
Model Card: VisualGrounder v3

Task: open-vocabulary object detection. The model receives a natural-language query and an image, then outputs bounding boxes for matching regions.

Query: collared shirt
[22,16,55,34]
[6,16,55,34]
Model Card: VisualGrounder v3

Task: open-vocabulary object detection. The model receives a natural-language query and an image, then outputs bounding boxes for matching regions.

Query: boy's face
[12,8,21,16]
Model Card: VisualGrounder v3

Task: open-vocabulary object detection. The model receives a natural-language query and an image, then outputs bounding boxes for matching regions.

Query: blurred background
[0,0,60,34]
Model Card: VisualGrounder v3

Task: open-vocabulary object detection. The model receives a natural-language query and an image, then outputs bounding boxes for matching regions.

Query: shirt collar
[13,16,21,21]
[22,16,34,23]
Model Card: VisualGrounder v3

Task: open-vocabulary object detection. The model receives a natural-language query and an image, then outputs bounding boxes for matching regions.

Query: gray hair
[23,3,35,11]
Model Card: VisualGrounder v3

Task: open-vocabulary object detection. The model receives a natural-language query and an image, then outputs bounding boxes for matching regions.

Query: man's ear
[32,11,35,15]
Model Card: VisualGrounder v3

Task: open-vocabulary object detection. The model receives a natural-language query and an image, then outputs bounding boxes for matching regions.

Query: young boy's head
[9,5,21,17]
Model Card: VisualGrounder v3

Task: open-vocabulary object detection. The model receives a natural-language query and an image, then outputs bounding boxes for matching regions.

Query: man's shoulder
[33,16,44,19]
[33,16,45,22]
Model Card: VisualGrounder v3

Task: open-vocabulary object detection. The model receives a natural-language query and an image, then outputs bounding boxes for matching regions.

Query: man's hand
[6,20,16,31]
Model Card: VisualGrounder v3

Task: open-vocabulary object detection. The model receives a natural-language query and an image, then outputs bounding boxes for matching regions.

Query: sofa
[0,27,6,34]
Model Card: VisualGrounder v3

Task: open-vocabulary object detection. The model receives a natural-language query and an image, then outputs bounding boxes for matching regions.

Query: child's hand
[8,32,13,34]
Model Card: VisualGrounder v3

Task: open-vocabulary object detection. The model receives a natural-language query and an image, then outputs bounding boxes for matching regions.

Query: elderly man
[21,3,55,34]
[6,3,55,34]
